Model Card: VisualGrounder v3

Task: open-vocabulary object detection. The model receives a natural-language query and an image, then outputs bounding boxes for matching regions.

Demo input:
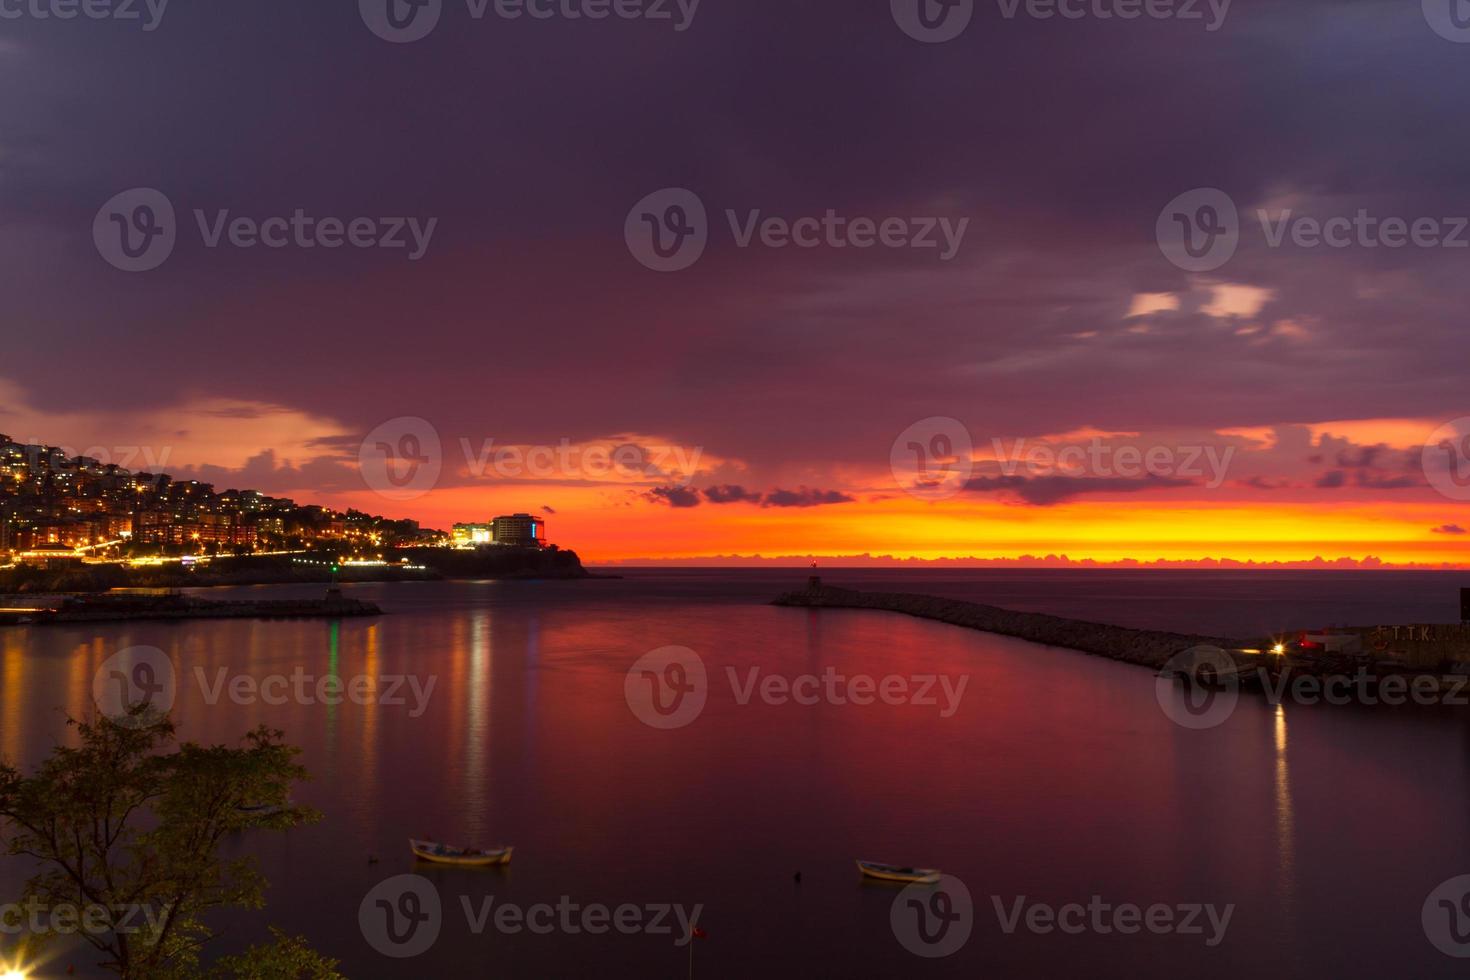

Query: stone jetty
[772,578,1243,671]
[0,587,381,626]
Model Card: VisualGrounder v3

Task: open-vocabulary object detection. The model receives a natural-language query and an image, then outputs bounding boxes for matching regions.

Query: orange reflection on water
[1274,703,1295,900]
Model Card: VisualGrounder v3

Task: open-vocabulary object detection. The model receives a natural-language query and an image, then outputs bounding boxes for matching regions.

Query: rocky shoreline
[0,546,594,595]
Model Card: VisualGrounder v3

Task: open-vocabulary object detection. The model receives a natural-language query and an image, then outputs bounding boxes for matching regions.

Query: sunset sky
[3,2,1469,565]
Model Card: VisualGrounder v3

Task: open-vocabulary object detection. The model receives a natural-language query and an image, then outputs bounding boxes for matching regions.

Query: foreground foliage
[0,710,339,978]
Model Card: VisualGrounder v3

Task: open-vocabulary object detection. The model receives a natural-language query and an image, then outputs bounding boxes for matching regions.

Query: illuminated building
[492,513,546,547]
[452,523,494,548]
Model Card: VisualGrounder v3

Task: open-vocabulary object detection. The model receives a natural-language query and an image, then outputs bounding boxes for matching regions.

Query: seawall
[771,581,1241,671]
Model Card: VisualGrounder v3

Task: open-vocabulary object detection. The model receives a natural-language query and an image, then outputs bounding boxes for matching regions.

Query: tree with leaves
[0,709,342,979]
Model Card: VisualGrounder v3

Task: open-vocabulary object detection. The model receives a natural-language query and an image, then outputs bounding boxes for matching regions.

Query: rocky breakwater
[772,578,1243,672]
[7,588,382,626]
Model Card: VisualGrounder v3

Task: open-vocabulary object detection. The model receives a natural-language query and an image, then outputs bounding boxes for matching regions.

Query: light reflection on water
[0,571,1467,978]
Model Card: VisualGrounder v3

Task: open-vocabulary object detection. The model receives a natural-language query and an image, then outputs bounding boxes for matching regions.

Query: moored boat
[856,860,940,884]
[410,838,513,866]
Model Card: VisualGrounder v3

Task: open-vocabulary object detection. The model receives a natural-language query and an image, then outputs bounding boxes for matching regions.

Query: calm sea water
[3,569,1470,978]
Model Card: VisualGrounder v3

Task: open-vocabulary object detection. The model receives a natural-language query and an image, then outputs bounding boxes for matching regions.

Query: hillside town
[0,435,548,567]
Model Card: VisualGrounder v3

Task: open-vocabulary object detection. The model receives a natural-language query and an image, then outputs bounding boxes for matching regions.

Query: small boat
[856,860,940,884]
[410,838,513,866]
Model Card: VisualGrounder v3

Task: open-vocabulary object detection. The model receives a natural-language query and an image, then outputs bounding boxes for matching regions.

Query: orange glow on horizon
[303,484,1470,567]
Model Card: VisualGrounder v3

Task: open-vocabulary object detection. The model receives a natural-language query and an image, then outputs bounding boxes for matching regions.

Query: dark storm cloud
[965,473,1196,506]
[648,486,702,508]
[703,484,761,504]
[655,485,856,507]
[2,0,1469,481]
[761,487,856,508]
